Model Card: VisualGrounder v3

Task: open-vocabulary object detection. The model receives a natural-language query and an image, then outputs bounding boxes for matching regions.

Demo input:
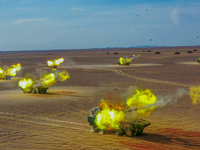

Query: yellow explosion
[18,78,33,92]
[119,57,132,65]
[0,68,4,79]
[42,73,56,86]
[0,68,3,74]
[47,58,64,68]
[57,71,70,81]
[189,86,200,104]
[7,63,21,76]
[95,100,125,130]
[126,89,157,116]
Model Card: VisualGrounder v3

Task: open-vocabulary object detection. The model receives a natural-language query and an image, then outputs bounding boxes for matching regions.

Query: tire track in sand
[0,112,90,131]
[0,112,136,149]
[85,67,193,88]
[113,70,193,88]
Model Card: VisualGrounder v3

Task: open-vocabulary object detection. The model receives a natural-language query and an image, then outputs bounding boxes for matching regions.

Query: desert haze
[0,46,200,149]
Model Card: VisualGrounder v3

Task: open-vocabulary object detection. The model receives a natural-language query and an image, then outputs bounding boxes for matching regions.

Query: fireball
[0,68,3,79]
[0,68,3,74]
[189,86,200,104]
[7,63,21,76]
[57,71,70,82]
[126,89,157,116]
[119,57,131,65]
[47,58,64,68]
[95,100,125,130]
[18,78,33,92]
[42,73,56,86]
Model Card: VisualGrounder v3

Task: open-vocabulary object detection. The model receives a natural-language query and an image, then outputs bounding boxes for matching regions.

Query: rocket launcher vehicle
[0,63,21,80]
[88,107,150,137]
[18,69,70,94]
[118,54,140,65]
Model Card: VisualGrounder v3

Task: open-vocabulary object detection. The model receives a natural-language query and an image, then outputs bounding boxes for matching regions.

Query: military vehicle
[0,70,12,80]
[118,54,140,65]
[0,74,12,80]
[20,80,49,94]
[155,52,161,54]
[88,107,151,137]
[174,52,180,54]
[118,57,131,65]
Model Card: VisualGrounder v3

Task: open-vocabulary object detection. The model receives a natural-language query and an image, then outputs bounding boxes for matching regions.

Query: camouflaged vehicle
[20,80,49,94]
[88,107,150,137]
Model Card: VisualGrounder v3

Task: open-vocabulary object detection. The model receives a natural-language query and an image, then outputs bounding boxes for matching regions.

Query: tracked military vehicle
[88,107,150,137]
[20,80,49,94]
[118,57,131,65]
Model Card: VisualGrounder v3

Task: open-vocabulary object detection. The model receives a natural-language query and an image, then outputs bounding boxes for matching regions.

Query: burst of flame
[0,68,3,74]
[119,57,132,65]
[7,63,21,76]
[57,71,70,82]
[0,68,4,79]
[47,58,64,67]
[189,86,200,104]
[42,73,56,86]
[126,89,157,116]
[18,78,33,91]
[95,100,125,130]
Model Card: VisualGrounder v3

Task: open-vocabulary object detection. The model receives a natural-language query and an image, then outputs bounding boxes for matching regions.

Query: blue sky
[0,0,199,51]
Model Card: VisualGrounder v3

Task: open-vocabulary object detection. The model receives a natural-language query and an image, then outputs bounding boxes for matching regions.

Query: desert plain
[0,46,200,150]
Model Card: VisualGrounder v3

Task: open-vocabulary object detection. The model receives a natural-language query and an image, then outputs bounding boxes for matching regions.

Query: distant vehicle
[174,52,180,54]
[193,49,197,51]
[106,52,109,54]
[155,52,161,54]
[147,50,151,52]
[88,107,151,137]
[187,51,193,53]
[114,52,119,54]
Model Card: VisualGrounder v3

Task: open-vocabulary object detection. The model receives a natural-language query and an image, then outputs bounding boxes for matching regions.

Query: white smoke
[64,57,76,66]
[171,9,180,25]
[125,106,137,121]
[139,88,188,110]
[123,87,187,121]
[131,55,139,60]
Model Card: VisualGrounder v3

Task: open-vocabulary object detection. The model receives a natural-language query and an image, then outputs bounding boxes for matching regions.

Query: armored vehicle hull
[20,86,49,94]
[88,107,150,137]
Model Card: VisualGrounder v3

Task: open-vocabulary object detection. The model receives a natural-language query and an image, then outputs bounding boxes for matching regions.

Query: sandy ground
[0,46,200,149]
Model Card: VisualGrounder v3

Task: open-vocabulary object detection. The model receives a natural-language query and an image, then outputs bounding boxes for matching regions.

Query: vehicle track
[0,112,89,131]
[0,112,138,149]
[112,69,193,88]
[83,67,193,88]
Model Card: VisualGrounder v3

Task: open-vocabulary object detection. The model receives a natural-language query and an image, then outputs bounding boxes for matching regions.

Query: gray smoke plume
[121,85,137,103]
[64,57,76,66]
[123,87,187,121]
[139,88,188,110]
[131,55,139,60]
